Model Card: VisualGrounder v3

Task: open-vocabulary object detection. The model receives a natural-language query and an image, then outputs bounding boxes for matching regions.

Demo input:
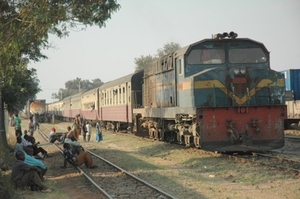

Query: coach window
[109,90,111,105]
[116,89,118,105]
[113,89,115,105]
[122,87,125,103]
[119,88,122,104]
[106,91,108,105]
[128,85,131,103]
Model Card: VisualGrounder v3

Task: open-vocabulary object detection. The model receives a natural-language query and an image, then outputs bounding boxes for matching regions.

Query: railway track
[37,126,176,199]
[285,135,300,142]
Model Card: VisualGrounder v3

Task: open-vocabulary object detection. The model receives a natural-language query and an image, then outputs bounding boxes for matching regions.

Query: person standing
[33,114,39,131]
[85,121,92,142]
[81,121,87,141]
[11,151,50,192]
[52,114,55,125]
[71,119,79,140]
[95,121,102,142]
[13,114,22,138]
[28,116,35,137]
[75,114,82,140]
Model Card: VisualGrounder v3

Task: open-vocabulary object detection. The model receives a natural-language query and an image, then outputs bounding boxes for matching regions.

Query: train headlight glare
[233,68,240,75]
[240,68,246,74]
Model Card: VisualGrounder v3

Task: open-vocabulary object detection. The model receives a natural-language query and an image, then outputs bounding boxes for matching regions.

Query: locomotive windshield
[187,49,225,64]
[229,48,266,63]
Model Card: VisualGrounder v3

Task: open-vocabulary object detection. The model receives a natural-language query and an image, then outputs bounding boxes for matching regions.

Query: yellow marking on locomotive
[193,79,284,105]
[178,82,192,90]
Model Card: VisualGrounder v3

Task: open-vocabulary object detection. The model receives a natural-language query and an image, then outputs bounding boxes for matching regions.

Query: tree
[134,42,181,71]
[51,78,104,100]
[157,42,181,57]
[0,0,121,157]
[134,55,156,72]
[1,61,41,113]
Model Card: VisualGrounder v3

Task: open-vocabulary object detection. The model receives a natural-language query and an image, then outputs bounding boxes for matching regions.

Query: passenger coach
[98,70,143,131]
[81,88,99,121]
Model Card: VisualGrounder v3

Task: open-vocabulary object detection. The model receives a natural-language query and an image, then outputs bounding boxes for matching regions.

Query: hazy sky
[29,0,300,102]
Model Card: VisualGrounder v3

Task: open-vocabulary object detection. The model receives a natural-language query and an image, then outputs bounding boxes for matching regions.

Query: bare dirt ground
[6,120,300,199]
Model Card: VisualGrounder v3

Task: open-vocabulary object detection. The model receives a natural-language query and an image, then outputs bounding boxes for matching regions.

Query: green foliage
[0,60,41,113]
[157,42,181,58]
[134,55,156,72]
[51,78,104,100]
[134,42,181,72]
[0,0,121,110]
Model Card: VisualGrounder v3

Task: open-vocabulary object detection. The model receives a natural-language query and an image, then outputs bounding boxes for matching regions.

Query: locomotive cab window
[229,48,267,63]
[187,49,225,64]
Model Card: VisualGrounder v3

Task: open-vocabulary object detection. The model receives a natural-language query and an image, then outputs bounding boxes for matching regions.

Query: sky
[29,0,300,102]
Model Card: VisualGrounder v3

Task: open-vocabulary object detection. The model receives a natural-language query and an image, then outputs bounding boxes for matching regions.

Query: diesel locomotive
[47,32,286,152]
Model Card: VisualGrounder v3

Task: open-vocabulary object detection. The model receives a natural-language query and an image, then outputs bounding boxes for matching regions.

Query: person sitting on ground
[59,126,78,144]
[11,150,51,192]
[14,137,48,180]
[64,126,77,141]
[29,136,48,158]
[21,130,48,159]
[49,127,62,143]
[61,143,96,169]
[21,130,32,147]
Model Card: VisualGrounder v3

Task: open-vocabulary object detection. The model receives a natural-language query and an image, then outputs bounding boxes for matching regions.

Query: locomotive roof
[174,38,268,56]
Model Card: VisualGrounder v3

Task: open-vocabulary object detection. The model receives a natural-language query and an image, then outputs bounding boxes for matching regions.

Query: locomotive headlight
[233,68,240,75]
[240,68,246,74]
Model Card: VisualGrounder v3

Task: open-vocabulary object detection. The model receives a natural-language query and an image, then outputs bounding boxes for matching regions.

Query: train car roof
[100,70,143,90]
[82,87,99,95]
[70,90,86,98]
[46,100,63,105]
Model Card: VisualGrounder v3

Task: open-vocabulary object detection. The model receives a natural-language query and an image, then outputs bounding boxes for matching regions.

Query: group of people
[11,114,100,193]
[12,127,50,192]
[11,114,39,138]
[48,115,102,143]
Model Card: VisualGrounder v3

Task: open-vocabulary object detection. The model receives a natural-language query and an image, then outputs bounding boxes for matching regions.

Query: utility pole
[78,78,81,93]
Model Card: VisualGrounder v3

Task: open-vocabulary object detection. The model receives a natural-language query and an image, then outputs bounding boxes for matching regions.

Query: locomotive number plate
[232,77,246,84]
